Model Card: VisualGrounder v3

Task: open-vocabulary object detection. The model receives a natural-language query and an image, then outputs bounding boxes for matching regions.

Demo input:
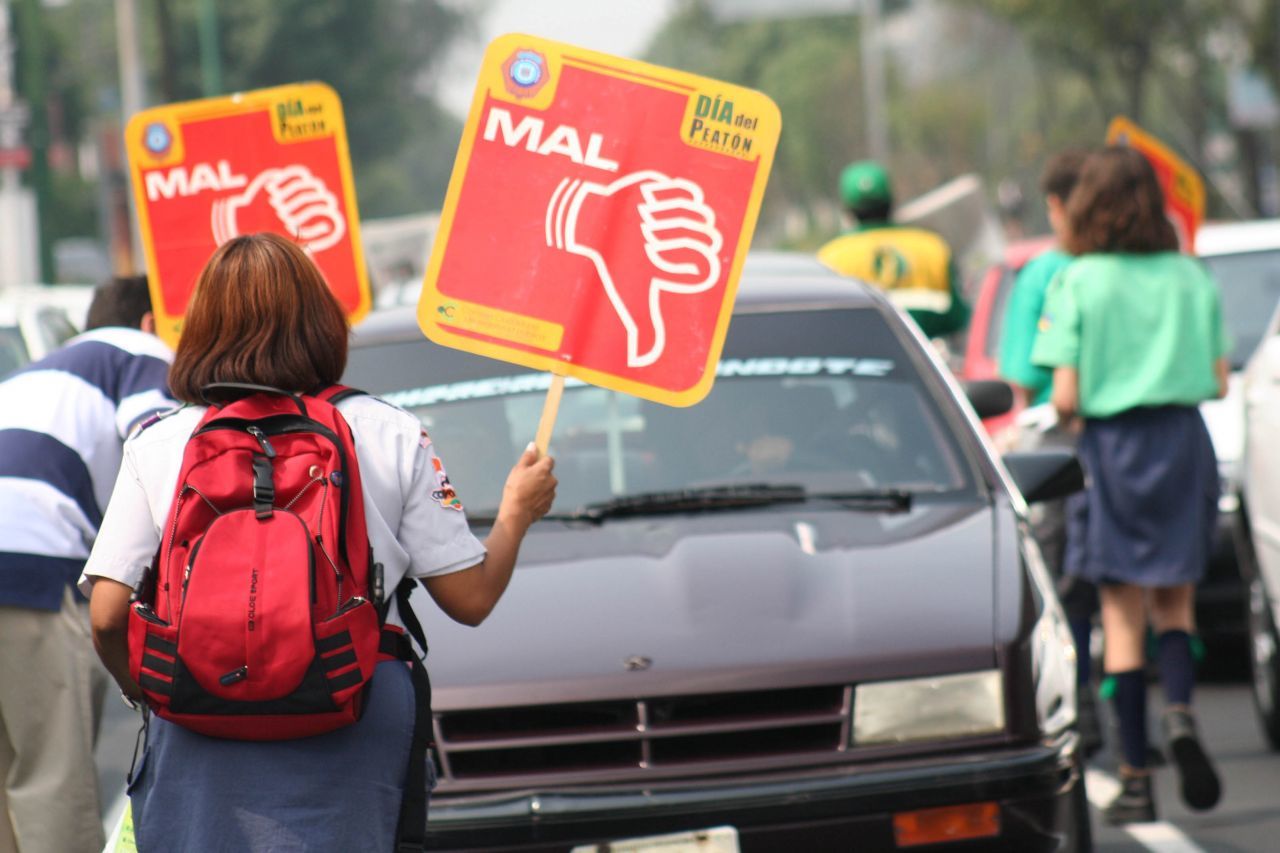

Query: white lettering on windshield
[382,357,896,408]
[716,357,894,377]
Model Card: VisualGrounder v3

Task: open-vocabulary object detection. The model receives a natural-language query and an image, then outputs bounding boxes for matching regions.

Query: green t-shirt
[1031,252,1228,419]
[998,249,1072,406]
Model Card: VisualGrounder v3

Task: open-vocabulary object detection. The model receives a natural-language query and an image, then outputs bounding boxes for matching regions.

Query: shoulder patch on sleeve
[134,403,187,435]
[430,455,464,511]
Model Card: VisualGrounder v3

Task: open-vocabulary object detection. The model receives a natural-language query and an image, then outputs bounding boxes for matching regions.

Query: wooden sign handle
[534,374,565,457]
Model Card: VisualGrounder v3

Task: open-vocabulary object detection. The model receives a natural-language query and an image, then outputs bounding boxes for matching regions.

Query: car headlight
[853,670,1004,745]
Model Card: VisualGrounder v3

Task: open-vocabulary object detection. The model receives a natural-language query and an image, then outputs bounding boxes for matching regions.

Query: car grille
[432,685,852,793]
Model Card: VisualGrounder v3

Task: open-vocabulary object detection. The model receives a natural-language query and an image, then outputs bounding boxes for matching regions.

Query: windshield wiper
[569,483,807,521]
[808,489,913,513]
[468,485,914,527]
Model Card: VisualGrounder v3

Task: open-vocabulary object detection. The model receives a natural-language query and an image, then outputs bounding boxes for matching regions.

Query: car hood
[415,501,999,710]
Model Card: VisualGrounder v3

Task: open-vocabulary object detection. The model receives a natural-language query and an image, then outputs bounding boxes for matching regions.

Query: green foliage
[25,0,468,243]
[195,0,465,217]
[644,1,861,238]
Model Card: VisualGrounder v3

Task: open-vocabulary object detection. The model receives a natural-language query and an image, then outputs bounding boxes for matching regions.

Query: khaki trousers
[0,586,106,853]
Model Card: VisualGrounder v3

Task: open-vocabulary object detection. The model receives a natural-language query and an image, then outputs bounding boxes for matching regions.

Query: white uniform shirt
[79,395,487,627]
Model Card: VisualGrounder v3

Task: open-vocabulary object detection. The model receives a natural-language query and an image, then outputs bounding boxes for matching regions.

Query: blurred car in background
[1195,220,1280,652]
[1231,224,1280,749]
[0,285,93,378]
[959,236,1055,439]
[343,254,1091,852]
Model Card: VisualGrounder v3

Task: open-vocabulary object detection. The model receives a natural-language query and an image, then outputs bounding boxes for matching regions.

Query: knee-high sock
[1111,668,1148,770]
[1157,629,1194,706]
[1070,617,1092,685]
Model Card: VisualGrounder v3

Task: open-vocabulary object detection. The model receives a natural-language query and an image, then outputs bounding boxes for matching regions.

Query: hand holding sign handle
[547,170,723,368]
[211,165,347,253]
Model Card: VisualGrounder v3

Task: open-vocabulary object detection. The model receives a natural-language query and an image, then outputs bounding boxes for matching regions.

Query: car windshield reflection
[347,309,976,516]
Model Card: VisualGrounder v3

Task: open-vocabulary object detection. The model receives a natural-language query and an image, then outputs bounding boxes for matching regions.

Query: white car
[1135,221,1280,655]
[1222,219,1280,749]
[0,284,94,377]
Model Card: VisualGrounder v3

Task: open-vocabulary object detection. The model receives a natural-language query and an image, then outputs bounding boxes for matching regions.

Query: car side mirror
[963,380,1014,420]
[1003,449,1085,504]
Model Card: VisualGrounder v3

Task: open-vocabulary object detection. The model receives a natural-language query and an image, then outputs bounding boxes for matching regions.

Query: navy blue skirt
[1064,406,1218,587]
[130,661,419,852]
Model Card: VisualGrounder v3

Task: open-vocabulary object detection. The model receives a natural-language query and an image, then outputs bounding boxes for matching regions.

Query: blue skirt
[1065,406,1218,587]
[131,661,416,853]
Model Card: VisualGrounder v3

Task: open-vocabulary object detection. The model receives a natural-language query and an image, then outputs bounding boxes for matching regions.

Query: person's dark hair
[1065,146,1179,255]
[168,233,350,404]
[851,199,893,223]
[1040,149,1090,202]
[85,275,153,331]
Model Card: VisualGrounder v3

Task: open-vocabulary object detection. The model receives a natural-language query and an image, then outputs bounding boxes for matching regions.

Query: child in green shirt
[1032,146,1227,825]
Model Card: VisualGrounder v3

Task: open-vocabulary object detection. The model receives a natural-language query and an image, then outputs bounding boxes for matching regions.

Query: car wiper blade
[574,483,808,521]
[808,489,913,512]
[469,485,913,526]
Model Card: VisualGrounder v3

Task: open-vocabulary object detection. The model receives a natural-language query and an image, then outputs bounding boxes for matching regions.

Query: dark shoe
[1078,690,1104,758]
[1103,770,1156,825]
[1162,707,1222,811]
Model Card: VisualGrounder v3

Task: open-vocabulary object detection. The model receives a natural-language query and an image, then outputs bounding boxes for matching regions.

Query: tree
[160,0,467,217]
[644,1,863,241]
[958,0,1195,124]
[22,0,471,266]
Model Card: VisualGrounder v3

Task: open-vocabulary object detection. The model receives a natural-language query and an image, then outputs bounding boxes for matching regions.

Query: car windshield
[0,326,28,379]
[1202,248,1280,369]
[346,308,976,517]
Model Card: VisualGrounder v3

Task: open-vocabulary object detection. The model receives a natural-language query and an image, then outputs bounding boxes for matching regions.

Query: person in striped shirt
[0,276,173,853]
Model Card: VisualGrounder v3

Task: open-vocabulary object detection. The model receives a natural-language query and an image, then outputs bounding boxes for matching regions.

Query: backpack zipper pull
[219,666,248,686]
[246,426,276,458]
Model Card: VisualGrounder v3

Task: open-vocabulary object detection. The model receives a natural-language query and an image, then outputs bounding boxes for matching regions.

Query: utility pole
[16,0,51,281]
[198,0,222,97]
[114,0,145,269]
[859,0,889,163]
[0,0,37,289]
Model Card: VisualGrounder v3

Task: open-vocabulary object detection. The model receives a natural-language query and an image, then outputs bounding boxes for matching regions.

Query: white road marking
[1085,768,1210,853]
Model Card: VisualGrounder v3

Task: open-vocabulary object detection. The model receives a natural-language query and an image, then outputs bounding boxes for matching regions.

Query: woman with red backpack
[81,232,557,851]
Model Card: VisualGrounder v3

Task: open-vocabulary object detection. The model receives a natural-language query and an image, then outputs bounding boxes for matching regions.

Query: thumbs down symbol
[547,171,723,368]
[211,165,347,254]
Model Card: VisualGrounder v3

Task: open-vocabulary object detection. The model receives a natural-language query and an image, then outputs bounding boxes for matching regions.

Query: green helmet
[839,160,893,212]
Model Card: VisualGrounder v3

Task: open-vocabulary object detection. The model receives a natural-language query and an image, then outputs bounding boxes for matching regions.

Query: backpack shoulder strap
[314,385,367,406]
[386,577,431,853]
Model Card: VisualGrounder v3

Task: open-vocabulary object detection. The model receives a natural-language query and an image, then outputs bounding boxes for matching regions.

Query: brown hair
[1065,146,1178,255]
[86,275,153,330]
[1039,149,1090,202]
[169,233,349,404]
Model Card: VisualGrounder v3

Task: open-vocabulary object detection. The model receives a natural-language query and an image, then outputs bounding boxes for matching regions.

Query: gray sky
[437,0,679,117]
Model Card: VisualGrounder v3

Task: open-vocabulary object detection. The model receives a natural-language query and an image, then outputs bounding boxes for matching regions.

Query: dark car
[343,254,1090,852]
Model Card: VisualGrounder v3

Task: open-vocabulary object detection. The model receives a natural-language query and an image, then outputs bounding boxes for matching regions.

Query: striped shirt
[0,327,173,610]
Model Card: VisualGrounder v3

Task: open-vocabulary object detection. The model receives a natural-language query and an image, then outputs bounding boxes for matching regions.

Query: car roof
[1197,220,1280,257]
[354,252,883,342]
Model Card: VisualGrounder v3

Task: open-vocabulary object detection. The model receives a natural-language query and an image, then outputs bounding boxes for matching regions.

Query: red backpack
[127,384,433,847]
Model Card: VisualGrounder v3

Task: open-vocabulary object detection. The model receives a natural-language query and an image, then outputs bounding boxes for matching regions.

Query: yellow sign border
[125,81,371,347]
[417,34,781,408]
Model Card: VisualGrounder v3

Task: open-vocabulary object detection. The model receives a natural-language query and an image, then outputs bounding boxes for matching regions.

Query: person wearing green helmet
[818,161,969,338]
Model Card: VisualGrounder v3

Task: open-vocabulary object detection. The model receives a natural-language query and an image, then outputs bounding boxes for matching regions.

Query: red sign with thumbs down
[126,83,370,346]
[420,35,780,407]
